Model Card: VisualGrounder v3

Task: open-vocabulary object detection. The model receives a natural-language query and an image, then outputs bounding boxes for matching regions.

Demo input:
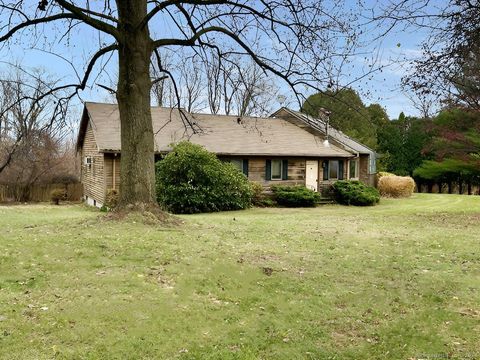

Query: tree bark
[116,1,156,208]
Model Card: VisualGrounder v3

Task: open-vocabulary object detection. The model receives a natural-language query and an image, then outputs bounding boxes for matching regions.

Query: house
[76,102,376,207]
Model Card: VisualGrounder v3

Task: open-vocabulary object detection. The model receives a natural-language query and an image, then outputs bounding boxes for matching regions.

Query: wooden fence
[0,183,83,203]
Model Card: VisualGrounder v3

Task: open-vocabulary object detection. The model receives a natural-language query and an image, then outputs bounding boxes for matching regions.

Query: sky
[0,1,439,121]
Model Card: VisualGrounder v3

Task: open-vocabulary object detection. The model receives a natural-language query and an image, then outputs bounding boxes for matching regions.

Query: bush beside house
[271,185,320,207]
[250,182,275,207]
[155,142,253,214]
[332,180,380,206]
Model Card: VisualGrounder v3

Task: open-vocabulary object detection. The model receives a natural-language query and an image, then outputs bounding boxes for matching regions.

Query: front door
[305,160,318,191]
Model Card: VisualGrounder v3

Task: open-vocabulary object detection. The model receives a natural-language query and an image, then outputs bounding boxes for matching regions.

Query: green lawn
[0,194,479,359]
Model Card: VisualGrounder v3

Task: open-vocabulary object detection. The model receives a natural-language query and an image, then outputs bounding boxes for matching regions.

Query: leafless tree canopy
[0,1,364,110]
[0,66,71,173]
[371,0,480,110]
[0,0,378,206]
[151,49,282,116]
[0,66,76,201]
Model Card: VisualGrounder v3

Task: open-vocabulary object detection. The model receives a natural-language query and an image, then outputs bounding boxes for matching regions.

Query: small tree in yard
[156,142,252,214]
[50,188,66,205]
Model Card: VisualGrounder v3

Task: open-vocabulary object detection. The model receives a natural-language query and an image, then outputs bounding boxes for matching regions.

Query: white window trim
[84,156,93,169]
[271,159,283,180]
[349,159,359,180]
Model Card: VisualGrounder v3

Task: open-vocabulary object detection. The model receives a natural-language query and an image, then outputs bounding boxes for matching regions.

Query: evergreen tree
[301,88,385,149]
[377,115,432,176]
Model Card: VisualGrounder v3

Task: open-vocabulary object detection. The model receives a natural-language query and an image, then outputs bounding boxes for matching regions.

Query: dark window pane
[271,160,282,180]
[329,160,339,179]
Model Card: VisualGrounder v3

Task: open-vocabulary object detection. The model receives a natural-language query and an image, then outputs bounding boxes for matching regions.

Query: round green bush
[332,180,380,206]
[271,185,320,207]
[156,142,253,214]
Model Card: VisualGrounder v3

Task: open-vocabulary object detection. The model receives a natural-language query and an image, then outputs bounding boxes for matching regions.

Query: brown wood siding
[359,154,370,184]
[80,123,105,204]
[222,157,306,187]
[101,155,365,198]
[105,154,121,191]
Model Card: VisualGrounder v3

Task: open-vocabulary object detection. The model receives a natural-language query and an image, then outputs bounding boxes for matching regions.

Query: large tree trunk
[116,1,156,208]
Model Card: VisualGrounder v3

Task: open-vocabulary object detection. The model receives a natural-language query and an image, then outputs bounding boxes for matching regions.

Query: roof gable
[271,107,375,155]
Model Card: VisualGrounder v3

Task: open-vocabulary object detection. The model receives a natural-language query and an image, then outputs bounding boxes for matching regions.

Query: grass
[0,193,479,359]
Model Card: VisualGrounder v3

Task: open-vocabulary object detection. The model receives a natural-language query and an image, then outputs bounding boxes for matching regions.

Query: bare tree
[232,61,280,117]
[177,55,205,112]
[204,52,223,115]
[371,1,480,111]
[403,90,436,119]
[0,66,69,174]
[0,1,372,209]
[203,56,280,117]
[0,66,74,200]
[151,49,174,107]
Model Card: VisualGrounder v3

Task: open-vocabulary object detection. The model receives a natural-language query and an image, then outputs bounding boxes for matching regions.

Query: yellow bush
[375,171,396,187]
[50,188,67,205]
[376,171,395,181]
[378,175,415,198]
[378,171,395,177]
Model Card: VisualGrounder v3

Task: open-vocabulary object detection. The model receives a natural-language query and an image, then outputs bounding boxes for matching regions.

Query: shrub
[271,185,320,207]
[250,181,275,207]
[320,184,335,199]
[156,142,253,214]
[378,175,415,198]
[105,189,119,208]
[332,180,380,206]
[50,188,66,205]
[375,171,395,187]
[377,171,395,179]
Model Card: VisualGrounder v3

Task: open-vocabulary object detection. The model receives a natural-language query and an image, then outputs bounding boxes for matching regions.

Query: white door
[305,160,318,192]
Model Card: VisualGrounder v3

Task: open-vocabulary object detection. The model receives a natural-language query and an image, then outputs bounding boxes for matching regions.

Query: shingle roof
[80,102,355,158]
[271,107,376,155]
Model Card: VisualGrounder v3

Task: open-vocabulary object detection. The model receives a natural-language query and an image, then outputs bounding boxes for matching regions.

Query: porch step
[317,197,335,205]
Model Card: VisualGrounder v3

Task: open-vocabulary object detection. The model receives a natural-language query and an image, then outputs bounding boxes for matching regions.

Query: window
[266,159,288,180]
[84,156,92,169]
[369,155,376,174]
[328,160,339,179]
[224,158,248,176]
[323,160,344,181]
[271,159,282,180]
[349,159,358,179]
[229,159,243,172]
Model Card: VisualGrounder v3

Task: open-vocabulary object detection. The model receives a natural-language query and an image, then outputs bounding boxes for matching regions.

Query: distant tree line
[301,88,480,194]
[302,1,480,194]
